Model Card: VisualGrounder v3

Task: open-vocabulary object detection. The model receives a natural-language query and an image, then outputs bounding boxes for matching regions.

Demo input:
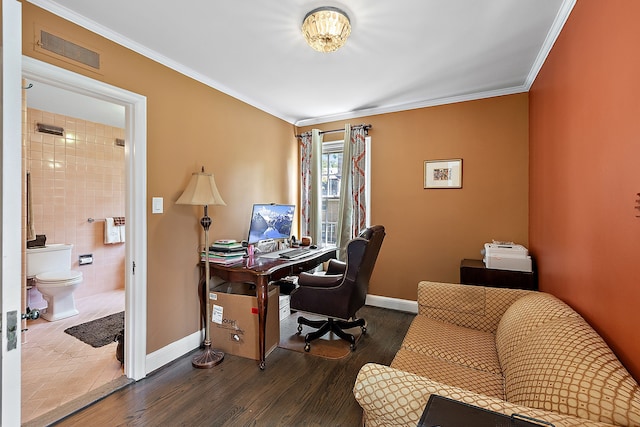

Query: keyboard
[278,248,310,259]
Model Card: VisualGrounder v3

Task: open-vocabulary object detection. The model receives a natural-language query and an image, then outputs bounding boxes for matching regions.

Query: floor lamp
[176,167,226,368]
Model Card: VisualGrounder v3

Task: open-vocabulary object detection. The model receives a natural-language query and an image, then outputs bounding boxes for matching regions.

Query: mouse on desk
[309,245,317,249]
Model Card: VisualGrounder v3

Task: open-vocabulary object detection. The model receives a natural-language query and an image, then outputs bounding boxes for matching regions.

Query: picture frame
[424,159,462,189]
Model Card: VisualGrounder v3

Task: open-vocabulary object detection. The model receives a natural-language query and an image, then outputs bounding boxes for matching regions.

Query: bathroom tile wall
[25,108,125,298]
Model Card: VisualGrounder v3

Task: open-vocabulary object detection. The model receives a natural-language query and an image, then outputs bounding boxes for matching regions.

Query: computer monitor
[247,204,295,244]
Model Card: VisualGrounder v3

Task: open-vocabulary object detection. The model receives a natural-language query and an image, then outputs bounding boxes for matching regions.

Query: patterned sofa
[353,281,640,426]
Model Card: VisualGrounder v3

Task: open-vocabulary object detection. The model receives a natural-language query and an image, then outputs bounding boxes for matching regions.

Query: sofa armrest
[353,363,615,427]
[416,281,534,333]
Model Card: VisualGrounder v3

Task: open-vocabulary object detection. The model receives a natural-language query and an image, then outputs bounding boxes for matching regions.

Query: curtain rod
[295,124,372,138]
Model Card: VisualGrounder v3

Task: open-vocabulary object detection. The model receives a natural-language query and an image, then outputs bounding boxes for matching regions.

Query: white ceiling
[25,80,126,128]
[25,0,575,126]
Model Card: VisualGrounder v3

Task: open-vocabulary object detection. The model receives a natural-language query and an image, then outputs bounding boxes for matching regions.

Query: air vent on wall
[38,30,100,70]
[115,138,125,147]
[36,123,64,136]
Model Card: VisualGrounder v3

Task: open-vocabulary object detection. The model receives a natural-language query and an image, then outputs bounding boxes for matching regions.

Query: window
[320,141,342,245]
[319,138,371,245]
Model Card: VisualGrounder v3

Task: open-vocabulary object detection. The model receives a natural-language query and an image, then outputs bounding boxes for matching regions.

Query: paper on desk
[212,305,223,324]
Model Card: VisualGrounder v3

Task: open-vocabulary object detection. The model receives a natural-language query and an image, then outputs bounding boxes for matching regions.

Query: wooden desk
[199,247,337,369]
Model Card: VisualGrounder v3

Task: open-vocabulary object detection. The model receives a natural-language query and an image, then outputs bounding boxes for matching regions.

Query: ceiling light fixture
[302,6,351,53]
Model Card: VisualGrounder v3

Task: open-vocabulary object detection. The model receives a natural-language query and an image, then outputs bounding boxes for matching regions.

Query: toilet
[26,244,83,321]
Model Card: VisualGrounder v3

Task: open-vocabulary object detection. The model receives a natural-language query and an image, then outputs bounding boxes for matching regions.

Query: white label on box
[209,292,217,300]
[212,305,223,324]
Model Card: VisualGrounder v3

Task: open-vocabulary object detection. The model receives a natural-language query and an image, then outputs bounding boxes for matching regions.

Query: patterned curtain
[299,132,312,238]
[300,129,322,244]
[336,125,368,254]
[336,125,353,253]
[350,125,368,235]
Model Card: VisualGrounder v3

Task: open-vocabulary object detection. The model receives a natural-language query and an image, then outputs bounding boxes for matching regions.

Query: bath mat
[64,312,124,348]
[278,312,362,359]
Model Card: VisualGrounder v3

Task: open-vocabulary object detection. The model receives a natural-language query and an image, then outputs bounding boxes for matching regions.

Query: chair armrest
[325,259,346,275]
[353,363,612,427]
[416,281,534,333]
[297,272,343,288]
[290,272,353,318]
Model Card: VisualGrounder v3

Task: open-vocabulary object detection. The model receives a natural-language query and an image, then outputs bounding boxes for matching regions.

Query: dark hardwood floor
[53,306,415,427]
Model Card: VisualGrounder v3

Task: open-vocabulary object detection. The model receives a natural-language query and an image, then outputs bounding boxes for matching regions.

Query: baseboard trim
[145,329,201,375]
[366,294,418,314]
[145,295,417,374]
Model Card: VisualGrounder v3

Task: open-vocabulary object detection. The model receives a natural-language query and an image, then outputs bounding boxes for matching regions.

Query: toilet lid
[35,270,83,283]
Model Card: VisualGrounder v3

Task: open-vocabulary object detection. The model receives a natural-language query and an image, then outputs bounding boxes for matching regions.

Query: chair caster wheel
[304,343,311,352]
[362,326,367,335]
[350,343,356,351]
[297,324,303,334]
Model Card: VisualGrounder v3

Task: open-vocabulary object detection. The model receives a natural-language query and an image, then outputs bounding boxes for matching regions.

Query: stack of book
[201,240,246,265]
[209,240,244,252]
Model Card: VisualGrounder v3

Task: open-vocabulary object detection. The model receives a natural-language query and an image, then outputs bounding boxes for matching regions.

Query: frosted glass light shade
[302,7,351,53]
[176,171,226,206]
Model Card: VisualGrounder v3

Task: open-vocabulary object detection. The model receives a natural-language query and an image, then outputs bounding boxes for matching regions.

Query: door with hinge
[2,0,24,425]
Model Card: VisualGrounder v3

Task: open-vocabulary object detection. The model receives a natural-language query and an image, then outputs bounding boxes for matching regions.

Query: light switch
[152,197,163,214]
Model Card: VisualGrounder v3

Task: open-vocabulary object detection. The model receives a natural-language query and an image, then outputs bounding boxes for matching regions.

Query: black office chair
[289,225,386,351]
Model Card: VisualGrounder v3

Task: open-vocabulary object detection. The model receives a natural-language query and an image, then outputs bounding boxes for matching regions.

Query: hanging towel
[104,218,122,244]
[113,216,126,242]
[26,172,36,241]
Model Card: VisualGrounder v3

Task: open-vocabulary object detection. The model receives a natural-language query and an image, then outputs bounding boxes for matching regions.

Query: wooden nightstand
[460,258,537,290]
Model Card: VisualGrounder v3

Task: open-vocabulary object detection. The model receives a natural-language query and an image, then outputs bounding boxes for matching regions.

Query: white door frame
[22,57,148,381]
[2,1,25,425]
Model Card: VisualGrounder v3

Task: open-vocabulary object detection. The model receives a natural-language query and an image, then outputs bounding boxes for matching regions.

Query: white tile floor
[21,289,125,423]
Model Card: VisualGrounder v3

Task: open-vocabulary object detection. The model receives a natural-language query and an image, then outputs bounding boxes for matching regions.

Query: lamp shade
[302,6,351,53]
[176,171,226,207]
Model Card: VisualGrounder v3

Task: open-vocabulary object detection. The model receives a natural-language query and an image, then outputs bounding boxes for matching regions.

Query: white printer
[482,241,532,272]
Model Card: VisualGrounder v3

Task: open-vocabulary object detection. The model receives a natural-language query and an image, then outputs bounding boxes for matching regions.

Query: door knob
[22,307,40,320]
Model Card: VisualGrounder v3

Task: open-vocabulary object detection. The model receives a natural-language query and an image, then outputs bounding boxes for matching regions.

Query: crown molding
[294,86,528,127]
[524,0,576,89]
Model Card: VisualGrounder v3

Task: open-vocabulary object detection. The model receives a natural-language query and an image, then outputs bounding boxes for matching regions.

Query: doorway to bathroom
[20,57,147,423]
[22,83,125,423]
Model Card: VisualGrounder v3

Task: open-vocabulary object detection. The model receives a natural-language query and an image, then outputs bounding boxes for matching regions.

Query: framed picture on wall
[424,159,462,189]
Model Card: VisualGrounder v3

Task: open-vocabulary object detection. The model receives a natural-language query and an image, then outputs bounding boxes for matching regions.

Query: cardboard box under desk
[209,283,279,361]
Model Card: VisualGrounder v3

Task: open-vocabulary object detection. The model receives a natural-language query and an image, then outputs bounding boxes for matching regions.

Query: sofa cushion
[418,281,532,334]
[496,292,580,373]
[418,280,487,315]
[505,316,640,426]
[400,315,501,375]
[391,348,505,399]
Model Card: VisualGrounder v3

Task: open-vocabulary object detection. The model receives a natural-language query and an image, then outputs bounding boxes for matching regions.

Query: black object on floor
[115,329,125,364]
[418,395,554,427]
[64,312,124,348]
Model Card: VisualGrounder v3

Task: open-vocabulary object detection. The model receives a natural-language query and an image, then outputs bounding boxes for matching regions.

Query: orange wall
[530,1,640,380]
[21,3,298,353]
[298,94,530,301]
